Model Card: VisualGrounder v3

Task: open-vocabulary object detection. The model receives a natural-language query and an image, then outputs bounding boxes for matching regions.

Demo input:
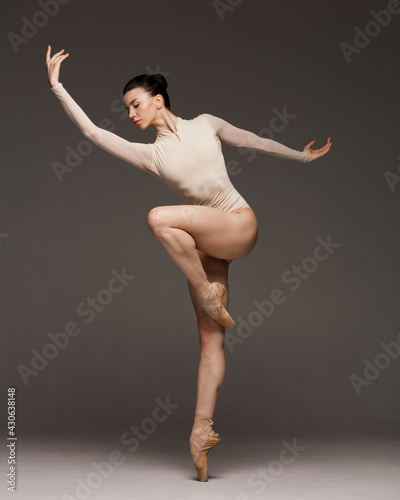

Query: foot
[195,281,235,329]
[190,415,221,481]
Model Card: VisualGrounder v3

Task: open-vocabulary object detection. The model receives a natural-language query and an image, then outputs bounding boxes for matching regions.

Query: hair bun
[153,73,168,90]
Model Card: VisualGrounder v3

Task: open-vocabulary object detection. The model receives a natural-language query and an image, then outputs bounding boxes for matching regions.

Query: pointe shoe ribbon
[196,281,235,329]
[190,415,221,482]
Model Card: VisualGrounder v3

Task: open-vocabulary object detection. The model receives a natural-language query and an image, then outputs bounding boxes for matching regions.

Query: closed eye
[124,104,140,111]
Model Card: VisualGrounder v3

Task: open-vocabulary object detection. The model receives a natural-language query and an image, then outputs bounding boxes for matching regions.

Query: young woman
[45,46,332,482]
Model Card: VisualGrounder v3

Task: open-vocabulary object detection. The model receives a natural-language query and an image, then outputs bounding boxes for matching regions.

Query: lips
[134,120,141,125]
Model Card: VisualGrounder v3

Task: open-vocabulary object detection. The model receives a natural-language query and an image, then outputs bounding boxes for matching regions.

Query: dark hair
[122,73,171,110]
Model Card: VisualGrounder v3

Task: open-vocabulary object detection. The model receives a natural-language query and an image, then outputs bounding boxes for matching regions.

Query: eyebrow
[124,98,139,110]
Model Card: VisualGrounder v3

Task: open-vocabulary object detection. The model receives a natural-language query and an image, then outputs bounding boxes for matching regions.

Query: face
[123,87,159,130]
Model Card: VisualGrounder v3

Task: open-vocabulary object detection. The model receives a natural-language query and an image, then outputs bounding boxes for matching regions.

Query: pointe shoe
[196,281,235,329]
[190,415,221,482]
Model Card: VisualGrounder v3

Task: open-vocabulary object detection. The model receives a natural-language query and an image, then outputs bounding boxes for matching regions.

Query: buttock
[231,206,258,232]
[232,206,254,215]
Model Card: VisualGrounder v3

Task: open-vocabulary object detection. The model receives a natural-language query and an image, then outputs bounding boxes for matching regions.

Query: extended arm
[50,82,153,172]
[201,114,331,163]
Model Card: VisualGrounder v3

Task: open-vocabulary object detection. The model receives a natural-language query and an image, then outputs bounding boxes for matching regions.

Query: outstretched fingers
[318,138,332,155]
[305,137,332,160]
[46,45,69,65]
[46,45,69,87]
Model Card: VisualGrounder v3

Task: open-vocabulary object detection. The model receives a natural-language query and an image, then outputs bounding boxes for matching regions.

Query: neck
[152,108,178,134]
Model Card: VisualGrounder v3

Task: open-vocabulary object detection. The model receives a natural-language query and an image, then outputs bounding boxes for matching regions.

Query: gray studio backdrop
[1,0,399,438]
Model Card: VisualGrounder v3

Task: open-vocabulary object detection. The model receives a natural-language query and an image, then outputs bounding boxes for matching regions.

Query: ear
[155,93,163,109]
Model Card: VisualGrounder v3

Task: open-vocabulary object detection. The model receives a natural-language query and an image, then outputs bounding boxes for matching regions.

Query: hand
[46,45,69,88]
[303,138,332,162]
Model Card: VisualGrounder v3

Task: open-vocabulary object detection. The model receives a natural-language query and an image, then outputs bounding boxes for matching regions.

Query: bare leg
[187,253,229,418]
[147,204,257,291]
[187,251,230,468]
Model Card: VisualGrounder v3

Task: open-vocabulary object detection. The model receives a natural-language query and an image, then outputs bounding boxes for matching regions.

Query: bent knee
[147,207,168,236]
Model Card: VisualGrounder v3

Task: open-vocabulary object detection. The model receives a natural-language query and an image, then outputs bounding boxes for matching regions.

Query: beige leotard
[51,83,309,212]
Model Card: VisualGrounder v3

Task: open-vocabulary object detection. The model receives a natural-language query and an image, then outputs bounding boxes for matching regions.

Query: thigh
[187,250,231,336]
[149,205,258,261]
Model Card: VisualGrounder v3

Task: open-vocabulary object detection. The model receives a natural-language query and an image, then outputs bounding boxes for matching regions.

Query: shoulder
[196,113,222,132]
[197,113,217,123]
[181,113,225,135]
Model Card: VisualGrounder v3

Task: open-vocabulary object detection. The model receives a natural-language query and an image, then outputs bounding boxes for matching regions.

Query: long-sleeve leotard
[50,82,309,212]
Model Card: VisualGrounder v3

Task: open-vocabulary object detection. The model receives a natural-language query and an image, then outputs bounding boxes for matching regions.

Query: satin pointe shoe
[196,281,235,329]
[190,415,221,481]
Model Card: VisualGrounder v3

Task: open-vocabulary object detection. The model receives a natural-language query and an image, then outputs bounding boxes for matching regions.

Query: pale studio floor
[2,429,400,500]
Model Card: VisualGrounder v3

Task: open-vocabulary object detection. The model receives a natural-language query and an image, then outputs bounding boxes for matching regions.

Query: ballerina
[45,45,332,481]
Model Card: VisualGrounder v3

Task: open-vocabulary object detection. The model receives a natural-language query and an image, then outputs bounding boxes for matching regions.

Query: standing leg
[187,250,231,480]
[188,252,229,418]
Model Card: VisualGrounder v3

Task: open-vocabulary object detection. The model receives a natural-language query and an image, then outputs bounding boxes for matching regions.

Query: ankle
[193,414,213,423]
[191,415,214,435]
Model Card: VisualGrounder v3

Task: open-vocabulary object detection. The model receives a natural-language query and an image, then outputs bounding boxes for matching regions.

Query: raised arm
[50,82,153,172]
[201,113,332,163]
[46,46,153,173]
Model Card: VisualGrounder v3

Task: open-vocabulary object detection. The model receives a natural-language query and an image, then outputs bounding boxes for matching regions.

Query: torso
[148,115,252,213]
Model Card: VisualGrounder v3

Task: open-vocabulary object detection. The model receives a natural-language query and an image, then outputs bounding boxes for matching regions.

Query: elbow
[85,128,102,144]
[253,133,273,152]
